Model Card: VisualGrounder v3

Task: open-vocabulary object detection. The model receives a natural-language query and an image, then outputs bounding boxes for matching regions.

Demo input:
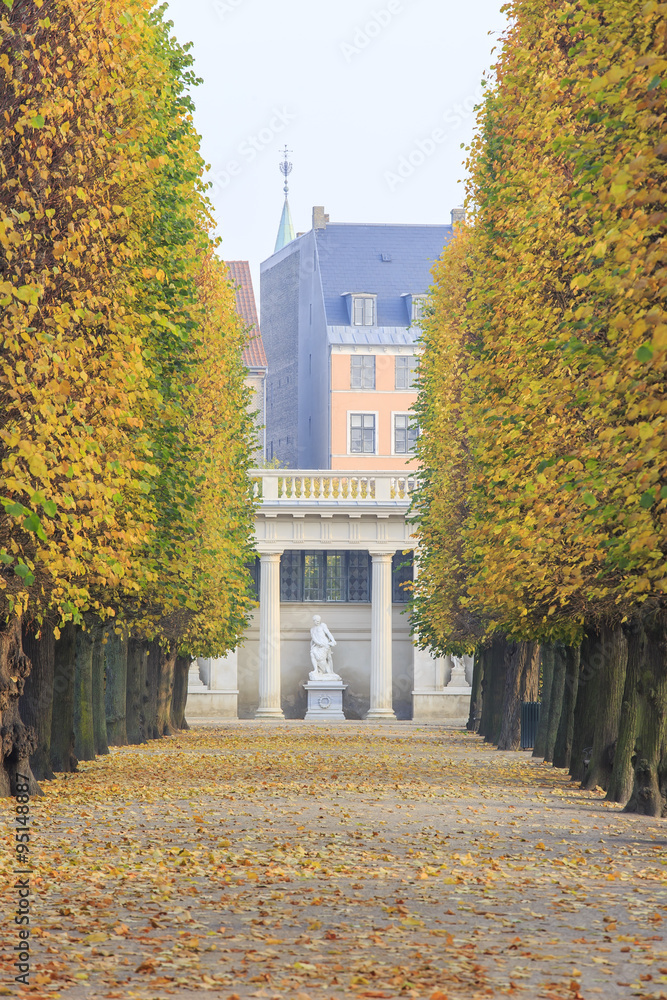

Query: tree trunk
[170,655,190,731]
[498,642,533,751]
[479,638,507,745]
[50,621,77,773]
[533,644,554,759]
[92,632,109,756]
[73,627,95,762]
[544,644,567,763]
[582,625,627,791]
[145,640,160,740]
[157,644,177,737]
[20,620,55,781]
[467,649,484,732]
[607,622,644,804]
[553,645,580,770]
[126,639,147,745]
[570,630,604,782]
[625,612,667,817]
[522,644,540,703]
[0,616,39,797]
[104,631,128,746]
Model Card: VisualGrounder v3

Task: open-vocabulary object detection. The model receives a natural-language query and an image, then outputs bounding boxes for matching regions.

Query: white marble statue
[447,654,470,689]
[309,615,341,681]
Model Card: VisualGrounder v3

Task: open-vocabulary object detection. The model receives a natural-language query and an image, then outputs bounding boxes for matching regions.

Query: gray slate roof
[327,326,419,346]
[316,222,453,328]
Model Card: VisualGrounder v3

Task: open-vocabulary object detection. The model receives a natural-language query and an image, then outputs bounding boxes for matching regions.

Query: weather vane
[279,145,293,197]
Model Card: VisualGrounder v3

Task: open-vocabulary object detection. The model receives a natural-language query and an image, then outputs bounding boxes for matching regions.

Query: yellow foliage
[413,0,667,648]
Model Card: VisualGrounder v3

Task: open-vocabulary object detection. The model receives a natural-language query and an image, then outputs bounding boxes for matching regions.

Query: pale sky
[165,0,507,290]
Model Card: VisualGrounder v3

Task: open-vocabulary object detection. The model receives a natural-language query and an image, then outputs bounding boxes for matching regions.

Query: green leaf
[2,500,28,517]
[29,114,45,128]
[582,492,597,508]
[536,458,555,474]
[14,563,34,585]
[22,512,47,540]
[32,492,57,517]
[635,344,653,363]
[639,490,655,509]
[0,551,13,565]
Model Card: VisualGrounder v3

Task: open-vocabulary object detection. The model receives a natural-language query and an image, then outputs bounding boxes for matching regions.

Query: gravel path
[1,722,665,999]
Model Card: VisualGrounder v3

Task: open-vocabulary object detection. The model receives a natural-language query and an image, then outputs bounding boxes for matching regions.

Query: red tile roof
[225,260,268,370]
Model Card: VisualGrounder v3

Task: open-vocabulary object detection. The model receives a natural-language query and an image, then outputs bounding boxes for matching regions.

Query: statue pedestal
[303,681,347,721]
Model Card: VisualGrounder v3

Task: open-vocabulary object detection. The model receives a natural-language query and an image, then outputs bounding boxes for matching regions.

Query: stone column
[256,551,284,719]
[366,550,397,720]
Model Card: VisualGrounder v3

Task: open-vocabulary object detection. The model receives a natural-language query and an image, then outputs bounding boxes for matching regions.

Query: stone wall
[261,249,300,468]
[244,371,266,464]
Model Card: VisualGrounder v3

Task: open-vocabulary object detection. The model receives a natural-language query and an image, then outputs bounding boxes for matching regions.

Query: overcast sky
[165,0,507,290]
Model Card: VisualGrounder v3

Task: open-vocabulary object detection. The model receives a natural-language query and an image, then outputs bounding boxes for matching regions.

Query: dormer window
[411,296,427,323]
[352,295,376,326]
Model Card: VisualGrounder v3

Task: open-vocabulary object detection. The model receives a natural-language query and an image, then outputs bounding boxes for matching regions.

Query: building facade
[187,469,473,724]
[260,208,457,470]
[226,260,268,464]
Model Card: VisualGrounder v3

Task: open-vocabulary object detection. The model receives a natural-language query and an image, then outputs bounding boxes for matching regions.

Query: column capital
[368,549,395,561]
[256,549,284,561]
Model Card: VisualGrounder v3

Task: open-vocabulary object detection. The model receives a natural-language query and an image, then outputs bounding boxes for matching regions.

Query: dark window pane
[280,551,301,601]
[245,558,260,599]
[348,551,370,602]
[392,549,413,603]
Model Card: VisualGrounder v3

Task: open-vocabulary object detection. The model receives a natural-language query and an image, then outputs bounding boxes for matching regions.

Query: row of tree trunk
[466,614,667,818]
[18,620,191,788]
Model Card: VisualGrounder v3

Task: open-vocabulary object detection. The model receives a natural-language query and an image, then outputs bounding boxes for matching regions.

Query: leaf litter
[0,723,665,999]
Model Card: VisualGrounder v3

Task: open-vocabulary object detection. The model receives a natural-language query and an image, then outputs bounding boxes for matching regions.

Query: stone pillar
[256,551,284,719]
[366,550,396,720]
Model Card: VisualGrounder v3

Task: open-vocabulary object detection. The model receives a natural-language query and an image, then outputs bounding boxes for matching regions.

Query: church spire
[274,146,295,252]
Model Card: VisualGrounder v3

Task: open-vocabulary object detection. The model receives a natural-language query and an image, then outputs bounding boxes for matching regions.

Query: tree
[1,0,258,793]
[412,0,666,812]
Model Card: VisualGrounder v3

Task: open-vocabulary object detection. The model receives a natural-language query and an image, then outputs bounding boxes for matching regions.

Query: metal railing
[250,469,417,503]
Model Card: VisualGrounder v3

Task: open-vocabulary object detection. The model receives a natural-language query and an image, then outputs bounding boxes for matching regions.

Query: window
[280,551,371,602]
[326,553,345,601]
[278,550,408,604]
[392,550,413,603]
[395,355,419,389]
[246,557,260,599]
[352,295,375,326]
[350,413,376,454]
[411,296,426,323]
[304,553,324,601]
[350,355,375,389]
[394,413,419,454]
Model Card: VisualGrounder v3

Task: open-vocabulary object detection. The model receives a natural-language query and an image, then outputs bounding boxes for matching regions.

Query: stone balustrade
[250,469,417,504]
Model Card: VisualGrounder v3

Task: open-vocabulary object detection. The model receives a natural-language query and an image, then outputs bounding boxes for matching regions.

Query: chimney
[451,207,466,224]
[312,206,329,230]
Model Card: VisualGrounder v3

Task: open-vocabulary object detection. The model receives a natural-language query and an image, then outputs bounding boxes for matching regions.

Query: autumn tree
[413,0,666,810]
[2,0,257,793]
